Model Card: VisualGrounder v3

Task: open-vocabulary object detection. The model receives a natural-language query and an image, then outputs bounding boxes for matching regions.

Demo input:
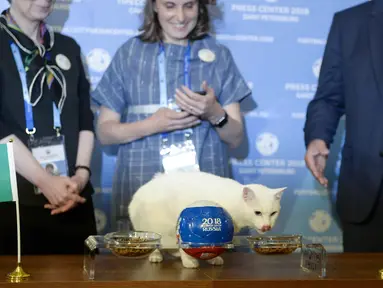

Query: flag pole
[6,139,30,282]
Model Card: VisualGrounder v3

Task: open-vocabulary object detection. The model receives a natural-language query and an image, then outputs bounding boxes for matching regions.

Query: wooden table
[0,252,382,287]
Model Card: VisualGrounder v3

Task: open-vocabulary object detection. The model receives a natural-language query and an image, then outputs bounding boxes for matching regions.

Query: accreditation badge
[28,135,69,195]
[160,138,200,173]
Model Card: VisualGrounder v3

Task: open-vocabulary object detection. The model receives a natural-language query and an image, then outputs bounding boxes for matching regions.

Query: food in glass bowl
[247,234,302,255]
[105,231,161,258]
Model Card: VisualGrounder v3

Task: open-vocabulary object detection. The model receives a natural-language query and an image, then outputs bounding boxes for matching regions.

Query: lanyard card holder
[160,132,200,173]
[28,135,69,194]
[159,101,200,173]
[157,41,200,173]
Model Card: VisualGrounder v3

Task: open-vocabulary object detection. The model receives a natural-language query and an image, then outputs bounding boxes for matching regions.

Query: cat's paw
[169,250,181,258]
[149,249,163,263]
[207,256,224,266]
[180,249,199,268]
[181,256,200,268]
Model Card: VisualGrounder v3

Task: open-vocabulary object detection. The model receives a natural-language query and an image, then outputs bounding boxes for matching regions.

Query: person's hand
[38,175,86,215]
[175,81,219,120]
[45,199,78,215]
[149,107,201,134]
[39,174,86,206]
[70,168,90,194]
[305,139,329,187]
[44,169,90,215]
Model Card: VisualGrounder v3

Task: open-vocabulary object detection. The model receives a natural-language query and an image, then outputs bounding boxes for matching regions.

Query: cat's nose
[261,225,271,232]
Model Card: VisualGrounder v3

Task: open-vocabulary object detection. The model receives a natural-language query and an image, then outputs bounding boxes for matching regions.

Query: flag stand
[6,195,30,282]
[5,139,30,282]
[7,264,30,283]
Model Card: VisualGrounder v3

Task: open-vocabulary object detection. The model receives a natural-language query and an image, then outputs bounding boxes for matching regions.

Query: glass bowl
[247,234,302,255]
[104,231,161,258]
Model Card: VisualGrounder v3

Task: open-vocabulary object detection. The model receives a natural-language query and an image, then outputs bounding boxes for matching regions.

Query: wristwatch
[213,111,228,128]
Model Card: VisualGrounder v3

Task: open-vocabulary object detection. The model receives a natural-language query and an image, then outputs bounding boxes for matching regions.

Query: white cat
[128,171,286,268]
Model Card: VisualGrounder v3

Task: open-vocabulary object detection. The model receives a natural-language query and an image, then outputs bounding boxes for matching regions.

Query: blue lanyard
[158,41,192,140]
[158,41,191,107]
[10,42,61,136]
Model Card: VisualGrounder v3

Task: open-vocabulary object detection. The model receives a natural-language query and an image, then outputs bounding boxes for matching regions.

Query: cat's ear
[243,187,256,202]
[273,187,287,200]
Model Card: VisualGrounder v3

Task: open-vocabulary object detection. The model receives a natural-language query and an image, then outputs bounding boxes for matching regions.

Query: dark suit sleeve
[76,44,94,132]
[0,29,13,139]
[304,14,345,148]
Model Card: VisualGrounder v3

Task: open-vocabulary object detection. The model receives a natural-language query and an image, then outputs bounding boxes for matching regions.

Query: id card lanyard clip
[10,41,62,139]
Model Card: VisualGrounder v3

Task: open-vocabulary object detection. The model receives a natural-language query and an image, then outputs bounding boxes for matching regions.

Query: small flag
[0,142,29,281]
[0,143,18,203]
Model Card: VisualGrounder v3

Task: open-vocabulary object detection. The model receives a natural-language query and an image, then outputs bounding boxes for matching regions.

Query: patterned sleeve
[216,45,252,107]
[91,43,128,115]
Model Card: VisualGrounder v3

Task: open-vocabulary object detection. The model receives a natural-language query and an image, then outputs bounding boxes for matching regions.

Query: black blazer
[304,0,383,223]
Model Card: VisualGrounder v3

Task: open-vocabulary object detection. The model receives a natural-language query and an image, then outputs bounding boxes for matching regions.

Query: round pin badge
[55,54,71,70]
[198,49,216,63]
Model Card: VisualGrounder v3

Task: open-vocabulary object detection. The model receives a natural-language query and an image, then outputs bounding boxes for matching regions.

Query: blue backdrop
[0,0,366,252]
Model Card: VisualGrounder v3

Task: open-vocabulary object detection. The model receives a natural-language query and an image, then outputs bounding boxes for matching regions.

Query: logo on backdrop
[284,58,321,100]
[117,0,145,14]
[231,2,310,23]
[117,0,145,5]
[255,132,279,156]
[309,209,332,233]
[86,48,111,73]
[312,58,322,79]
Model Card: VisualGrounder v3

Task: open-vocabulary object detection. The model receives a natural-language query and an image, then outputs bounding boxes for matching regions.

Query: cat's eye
[255,211,262,216]
[271,211,278,216]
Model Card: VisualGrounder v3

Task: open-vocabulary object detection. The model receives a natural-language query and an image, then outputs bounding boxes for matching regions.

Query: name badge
[160,139,200,173]
[28,135,69,195]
